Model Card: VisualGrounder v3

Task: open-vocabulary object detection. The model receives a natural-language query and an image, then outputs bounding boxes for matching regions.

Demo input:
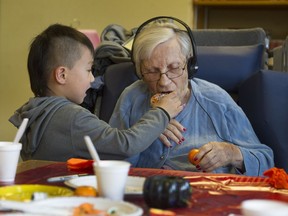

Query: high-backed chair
[193,28,267,101]
[98,62,138,123]
[238,70,288,172]
[272,35,288,72]
[96,28,267,122]
[193,28,267,47]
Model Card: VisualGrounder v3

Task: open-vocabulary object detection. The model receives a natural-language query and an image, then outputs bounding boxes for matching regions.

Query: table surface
[1,160,288,216]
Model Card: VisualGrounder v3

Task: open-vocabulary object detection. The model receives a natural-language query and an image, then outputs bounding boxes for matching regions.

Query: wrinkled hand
[159,119,186,147]
[195,142,243,172]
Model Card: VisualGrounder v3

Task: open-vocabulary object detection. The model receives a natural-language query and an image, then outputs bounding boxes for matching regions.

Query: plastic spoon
[84,135,101,164]
[13,118,29,143]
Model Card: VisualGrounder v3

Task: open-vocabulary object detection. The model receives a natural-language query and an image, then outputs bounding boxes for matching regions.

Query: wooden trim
[193,0,288,6]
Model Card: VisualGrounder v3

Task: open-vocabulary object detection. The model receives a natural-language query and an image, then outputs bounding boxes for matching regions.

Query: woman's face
[141,37,190,104]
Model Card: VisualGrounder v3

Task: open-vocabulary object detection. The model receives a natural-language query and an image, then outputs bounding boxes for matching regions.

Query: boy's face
[65,46,94,104]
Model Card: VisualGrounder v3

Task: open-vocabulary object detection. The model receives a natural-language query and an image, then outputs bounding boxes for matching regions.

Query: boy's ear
[54,66,68,84]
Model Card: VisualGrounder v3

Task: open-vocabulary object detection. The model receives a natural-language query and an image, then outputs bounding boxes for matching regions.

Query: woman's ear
[54,66,68,84]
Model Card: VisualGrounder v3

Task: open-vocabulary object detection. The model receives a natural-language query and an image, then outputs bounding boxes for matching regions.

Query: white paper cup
[93,160,130,201]
[0,142,22,182]
[241,199,288,216]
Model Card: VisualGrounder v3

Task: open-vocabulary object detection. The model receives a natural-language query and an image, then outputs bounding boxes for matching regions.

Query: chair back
[272,35,288,72]
[239,70,288,172]
[96,28,268,122]
[193,28,267,47]
[193,28,267,100]
[99,62,138,122]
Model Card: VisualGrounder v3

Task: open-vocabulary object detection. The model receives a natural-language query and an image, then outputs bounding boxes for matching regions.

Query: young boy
[9,24,183,161]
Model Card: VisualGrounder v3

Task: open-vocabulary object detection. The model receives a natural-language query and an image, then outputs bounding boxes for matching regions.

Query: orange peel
[263,167,288,189]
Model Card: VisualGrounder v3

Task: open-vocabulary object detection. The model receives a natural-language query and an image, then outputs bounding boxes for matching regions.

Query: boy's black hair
[27,23,94,97]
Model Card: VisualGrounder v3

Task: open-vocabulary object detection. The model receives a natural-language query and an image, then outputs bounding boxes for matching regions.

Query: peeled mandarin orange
[74,186,97,197]
[150,93,167,105]
[188,149,200,165]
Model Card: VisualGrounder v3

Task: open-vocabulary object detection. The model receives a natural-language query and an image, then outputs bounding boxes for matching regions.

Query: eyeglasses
[141,62,186,82]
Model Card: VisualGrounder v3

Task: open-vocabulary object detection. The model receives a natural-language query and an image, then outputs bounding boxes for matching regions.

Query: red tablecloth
[2,162,288,216]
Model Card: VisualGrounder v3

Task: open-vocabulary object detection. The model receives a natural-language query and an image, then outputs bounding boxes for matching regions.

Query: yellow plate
[0,184,74,202]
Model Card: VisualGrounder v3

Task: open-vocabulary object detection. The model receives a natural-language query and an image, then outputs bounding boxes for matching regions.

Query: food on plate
[150,93,167,105]
[149,208,176,216]
[73,203,108,216]
[74,186,98,197]
[188,149,200,165]
[143,176,192,209]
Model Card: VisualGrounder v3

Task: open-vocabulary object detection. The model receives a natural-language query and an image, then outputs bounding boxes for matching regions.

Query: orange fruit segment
[150,93,166,105]
[74,186,97,197]
[188,149,200,165]
[73,203,107,216]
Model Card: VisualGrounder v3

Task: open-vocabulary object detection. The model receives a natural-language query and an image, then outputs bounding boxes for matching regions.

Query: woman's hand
[195,141,244,172]
[159,119,186,147]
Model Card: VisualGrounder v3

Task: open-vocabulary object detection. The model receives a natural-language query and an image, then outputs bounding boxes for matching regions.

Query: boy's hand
[151,91,184,119]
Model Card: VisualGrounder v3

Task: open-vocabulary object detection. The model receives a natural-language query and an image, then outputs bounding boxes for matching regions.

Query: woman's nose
[158,73,171,86]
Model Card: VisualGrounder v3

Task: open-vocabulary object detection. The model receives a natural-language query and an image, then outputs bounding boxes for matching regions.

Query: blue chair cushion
[195,44,264,93]
[239,70,288,171]
[99,62,138,122]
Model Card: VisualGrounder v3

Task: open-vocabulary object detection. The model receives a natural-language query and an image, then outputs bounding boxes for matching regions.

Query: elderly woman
[109,17,274,176]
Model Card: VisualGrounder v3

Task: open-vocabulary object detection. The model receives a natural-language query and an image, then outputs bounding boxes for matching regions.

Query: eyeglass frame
[141,60,187,82]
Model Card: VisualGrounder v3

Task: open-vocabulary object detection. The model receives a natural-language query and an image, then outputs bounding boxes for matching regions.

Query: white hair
[132,22,192,78]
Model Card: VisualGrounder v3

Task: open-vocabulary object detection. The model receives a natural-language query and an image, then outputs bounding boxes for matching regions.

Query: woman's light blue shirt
[109,78,274,176]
